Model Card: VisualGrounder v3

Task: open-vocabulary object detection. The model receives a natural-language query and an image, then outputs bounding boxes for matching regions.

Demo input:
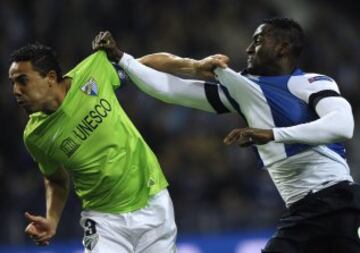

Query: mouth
[16,99,27,106]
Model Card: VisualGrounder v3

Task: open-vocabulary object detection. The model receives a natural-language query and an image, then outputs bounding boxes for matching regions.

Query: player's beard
[246,58,281,76]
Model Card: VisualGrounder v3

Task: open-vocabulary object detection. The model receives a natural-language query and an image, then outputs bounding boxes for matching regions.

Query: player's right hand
[223,127,274,147]
[25,212,56,246]
[195,54,229,79]
[92,31,124,62]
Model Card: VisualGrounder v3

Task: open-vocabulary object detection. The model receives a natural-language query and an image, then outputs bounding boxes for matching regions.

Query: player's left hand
[195,54,229,79]
[223,127,274,147]
[92,31,124,62]
[24,212,56,246]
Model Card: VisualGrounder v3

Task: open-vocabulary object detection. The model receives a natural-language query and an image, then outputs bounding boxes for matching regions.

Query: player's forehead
[252,24,274,39]
[9,61,35,78]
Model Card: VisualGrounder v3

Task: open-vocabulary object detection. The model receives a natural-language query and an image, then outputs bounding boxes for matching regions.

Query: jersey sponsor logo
[308,76,333,83]
[81,78,98,96]
[60,137,80,157]
[72,98,112,141]
[59,98,112,158]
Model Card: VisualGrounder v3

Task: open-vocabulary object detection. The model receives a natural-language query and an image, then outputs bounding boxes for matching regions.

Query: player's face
[9,61,53,114]
[246,24,281,75]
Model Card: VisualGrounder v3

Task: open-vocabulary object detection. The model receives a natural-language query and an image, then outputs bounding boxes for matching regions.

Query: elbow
[342,124,354,140]
[45,173,70,191]
[330,109,354,141]
[46,176,70,190]
[337,129,353,141]
[342,114,354,140]
[334,118,354,141]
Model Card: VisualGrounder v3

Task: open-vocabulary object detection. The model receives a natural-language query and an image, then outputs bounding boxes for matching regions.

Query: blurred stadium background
[0,0,359,252]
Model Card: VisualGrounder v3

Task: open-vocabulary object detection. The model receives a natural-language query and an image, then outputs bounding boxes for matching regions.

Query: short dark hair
[263,17,304,58]
[10,43,63,81]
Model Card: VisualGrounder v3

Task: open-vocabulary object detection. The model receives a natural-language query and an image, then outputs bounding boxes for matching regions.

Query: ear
[46,70,58,86]
[276,41,290,57]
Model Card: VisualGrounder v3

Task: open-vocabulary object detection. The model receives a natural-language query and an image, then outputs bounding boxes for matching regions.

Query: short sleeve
[24,140,59,176]
[288,74,341,110]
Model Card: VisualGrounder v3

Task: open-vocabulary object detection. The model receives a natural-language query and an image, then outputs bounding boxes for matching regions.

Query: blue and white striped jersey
[119,53,354,206]
[212,68,354,205]
[213,68,345,167]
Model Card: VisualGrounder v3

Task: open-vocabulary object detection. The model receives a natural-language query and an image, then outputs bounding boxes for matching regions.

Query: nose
[246,42,255,55]
[13,83,22,96]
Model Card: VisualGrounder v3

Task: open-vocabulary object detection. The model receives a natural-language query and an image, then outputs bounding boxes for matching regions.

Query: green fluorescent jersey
[23,51,168,213]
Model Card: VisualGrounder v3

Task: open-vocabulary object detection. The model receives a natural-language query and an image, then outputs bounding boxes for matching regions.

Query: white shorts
[80,189,177,253]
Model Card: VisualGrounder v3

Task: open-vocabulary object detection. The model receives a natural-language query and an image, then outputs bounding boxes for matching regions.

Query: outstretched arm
[138,53,229,80]
[25,167,69,246]
[92,31,234,113]
[91,31,228,79]
[120,53,232,112]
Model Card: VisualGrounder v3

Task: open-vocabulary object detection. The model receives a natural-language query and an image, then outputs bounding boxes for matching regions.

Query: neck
[263,60,297,76]
[276,64,297,75]
[247,59,298,76]
[61,77,72,97]
[277,57,298,75]
[43,78,71,114]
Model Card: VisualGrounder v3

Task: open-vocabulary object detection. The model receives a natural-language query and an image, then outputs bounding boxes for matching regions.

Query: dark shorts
[262,181,360,253]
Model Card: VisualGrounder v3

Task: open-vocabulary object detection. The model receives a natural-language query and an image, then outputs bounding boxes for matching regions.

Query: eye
[17,76,28,86]
[254,36,263,45]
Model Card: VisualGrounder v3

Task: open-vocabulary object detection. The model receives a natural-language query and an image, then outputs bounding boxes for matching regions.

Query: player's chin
[22,105,33,113]
[246,64,264,75]
[245,66,256,75]
[22,104,38,114]
[246,61,256,71]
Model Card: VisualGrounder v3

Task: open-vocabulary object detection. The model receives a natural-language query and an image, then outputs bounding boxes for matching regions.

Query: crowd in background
[0,0,359,245]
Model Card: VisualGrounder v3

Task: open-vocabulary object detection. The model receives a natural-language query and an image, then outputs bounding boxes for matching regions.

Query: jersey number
[84,218,97,236]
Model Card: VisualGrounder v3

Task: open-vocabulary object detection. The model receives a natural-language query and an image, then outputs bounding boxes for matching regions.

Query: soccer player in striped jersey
[94,17,360,252]
[9,44,176,252]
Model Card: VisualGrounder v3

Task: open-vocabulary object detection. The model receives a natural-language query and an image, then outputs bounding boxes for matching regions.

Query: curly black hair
[263,17,305,58]
[10,43,63,81]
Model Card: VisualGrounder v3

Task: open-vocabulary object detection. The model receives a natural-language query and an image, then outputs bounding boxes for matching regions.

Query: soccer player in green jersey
[9,44,177,252]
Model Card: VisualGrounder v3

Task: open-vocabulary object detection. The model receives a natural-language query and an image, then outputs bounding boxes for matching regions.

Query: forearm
[138,53,199,77]
[119,53,215,112]
[44,173,69,229]
[273,98,354,144]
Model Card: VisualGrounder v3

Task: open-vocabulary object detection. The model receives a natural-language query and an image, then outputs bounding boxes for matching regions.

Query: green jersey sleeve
[24,136,60,176]
[66,51,123,90]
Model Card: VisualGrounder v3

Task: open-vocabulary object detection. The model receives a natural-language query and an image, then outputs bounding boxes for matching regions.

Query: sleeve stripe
[309,90,341,109]
[204,82,230,114]
[219,84,242,115]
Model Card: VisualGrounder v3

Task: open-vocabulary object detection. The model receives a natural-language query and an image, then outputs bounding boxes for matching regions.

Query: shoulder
[303,73,339,91]
[288,71,340,103]
[23,112,49,143]
[23,118,38,152]
[65,51,110,78]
